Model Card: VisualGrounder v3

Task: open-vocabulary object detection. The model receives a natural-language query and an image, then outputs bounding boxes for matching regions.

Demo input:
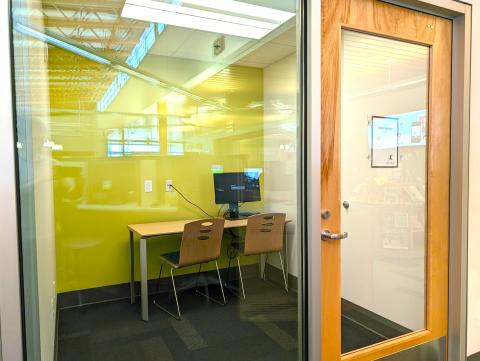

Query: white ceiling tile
[235,42,295,68]
[151,25,251,63]
[149,26,195,57]
[270,28,296,46]
[233,27,297,68]
[235,60,268,68]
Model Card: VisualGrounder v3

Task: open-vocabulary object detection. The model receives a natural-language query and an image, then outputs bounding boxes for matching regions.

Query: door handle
[321,230,349,241]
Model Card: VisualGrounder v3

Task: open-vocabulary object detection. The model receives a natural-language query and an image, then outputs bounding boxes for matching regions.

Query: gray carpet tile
[58,278,298,361]
[140,336,176,361]
[169,316,208,351]
[57,277,403,360]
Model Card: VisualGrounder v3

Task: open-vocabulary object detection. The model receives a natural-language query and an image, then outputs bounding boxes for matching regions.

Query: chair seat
[160,251,180,267]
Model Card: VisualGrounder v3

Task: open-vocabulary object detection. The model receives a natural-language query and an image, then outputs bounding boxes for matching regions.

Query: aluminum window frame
[0,0,24,359]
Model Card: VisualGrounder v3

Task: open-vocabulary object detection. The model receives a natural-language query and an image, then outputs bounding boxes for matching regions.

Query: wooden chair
[153,218,226,319]
[230,213,287,299]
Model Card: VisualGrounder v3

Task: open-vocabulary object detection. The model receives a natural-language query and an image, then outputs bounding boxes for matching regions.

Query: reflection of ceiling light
[43,139,64,151]
[247,101,263,109]
[197,104,214,113]
[121,0,295,39]
[43,140,55,148]
[279,143,295,152]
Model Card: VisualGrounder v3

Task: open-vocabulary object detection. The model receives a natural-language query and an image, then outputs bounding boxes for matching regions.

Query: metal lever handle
[321,230,349,241]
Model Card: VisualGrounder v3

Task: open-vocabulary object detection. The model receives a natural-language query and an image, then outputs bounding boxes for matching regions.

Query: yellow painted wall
[52,65,265,293]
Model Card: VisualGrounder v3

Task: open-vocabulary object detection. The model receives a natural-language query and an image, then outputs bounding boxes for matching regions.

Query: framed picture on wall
[370,116,399,168]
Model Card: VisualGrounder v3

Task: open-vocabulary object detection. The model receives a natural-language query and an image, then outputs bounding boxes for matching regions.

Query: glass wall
[10,1,302,360]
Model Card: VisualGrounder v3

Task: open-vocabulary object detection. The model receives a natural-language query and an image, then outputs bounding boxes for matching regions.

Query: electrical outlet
[166,180,173,192]
[144,180,153,193]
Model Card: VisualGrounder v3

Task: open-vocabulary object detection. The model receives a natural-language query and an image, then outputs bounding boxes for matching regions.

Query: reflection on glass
[340,30,428,354]
[107,123,161,157]
[11,0,300,360]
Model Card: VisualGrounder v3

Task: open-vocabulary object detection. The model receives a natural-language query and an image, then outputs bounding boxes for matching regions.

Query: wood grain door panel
[320,1,451,360]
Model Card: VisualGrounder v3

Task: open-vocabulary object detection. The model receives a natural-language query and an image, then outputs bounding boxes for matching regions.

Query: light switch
[144,180,153,193]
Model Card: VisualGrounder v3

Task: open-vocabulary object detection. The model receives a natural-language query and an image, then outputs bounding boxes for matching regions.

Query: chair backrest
[178,218,225,267]
[243,213,286,256]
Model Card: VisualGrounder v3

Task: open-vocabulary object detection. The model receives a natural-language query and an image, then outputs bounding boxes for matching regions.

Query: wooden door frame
[308,1,473,360]
[320,1,452,360]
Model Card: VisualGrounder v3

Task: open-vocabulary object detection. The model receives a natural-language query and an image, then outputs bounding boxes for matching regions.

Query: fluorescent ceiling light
[121,0,295,39]
[179,0,295,23]
[130,0,278,29]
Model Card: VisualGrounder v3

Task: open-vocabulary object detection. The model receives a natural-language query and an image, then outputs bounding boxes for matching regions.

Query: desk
[129,218,285,321]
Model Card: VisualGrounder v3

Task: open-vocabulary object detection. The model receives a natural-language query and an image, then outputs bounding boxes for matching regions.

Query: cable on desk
[217,204,225,217]
[171,184,214,218]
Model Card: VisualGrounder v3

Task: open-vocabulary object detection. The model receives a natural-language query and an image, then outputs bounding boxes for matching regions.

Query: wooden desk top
[128,218,291,238]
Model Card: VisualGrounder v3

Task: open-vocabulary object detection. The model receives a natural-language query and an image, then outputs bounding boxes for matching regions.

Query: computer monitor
[214,172,261,219]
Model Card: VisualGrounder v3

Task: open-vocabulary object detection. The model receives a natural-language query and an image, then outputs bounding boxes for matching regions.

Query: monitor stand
[225,202,242,220]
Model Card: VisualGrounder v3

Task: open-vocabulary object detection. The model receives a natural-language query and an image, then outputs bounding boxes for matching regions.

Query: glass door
[320,0,452,360]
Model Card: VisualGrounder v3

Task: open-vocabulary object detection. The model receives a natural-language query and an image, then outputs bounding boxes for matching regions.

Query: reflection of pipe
[14,22,229,110]
[15,23,111,65]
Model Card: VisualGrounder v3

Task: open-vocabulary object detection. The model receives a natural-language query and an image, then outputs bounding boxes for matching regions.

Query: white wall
[263,53,299,276]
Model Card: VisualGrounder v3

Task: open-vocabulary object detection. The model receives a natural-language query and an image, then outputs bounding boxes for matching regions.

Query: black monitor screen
[214,172,261,204]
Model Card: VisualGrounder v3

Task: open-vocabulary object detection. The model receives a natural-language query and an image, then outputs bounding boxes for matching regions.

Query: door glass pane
[340,30,428,353]
[10,1,303,360]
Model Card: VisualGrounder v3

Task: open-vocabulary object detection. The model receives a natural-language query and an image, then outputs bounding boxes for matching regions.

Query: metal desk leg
[129,231,135,304]
[260,254,266,279]
[140,237,149,321]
